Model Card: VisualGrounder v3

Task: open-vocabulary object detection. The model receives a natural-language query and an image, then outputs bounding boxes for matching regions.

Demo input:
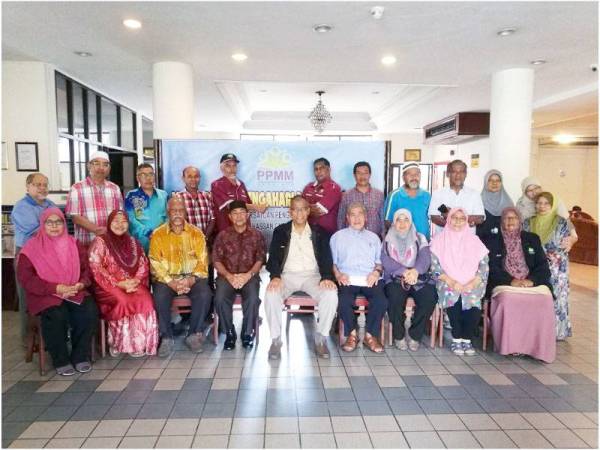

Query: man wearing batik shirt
[125,163,168,253]
[337,161,384,237]
[302,157,342,236]
[211,153,268,234]
[212,201,266,351]
[175,166,215,239]
[65,151,123,247]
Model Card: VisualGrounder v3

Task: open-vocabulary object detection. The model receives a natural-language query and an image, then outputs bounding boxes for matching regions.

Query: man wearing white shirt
[428,160,485,235]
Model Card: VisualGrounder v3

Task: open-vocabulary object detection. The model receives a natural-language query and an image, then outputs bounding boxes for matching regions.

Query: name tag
[527,247,535,255]
[491,227,499,234]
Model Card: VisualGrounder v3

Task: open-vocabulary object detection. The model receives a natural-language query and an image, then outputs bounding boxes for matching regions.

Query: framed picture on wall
[15,142,39,172]
[404,148,421,162]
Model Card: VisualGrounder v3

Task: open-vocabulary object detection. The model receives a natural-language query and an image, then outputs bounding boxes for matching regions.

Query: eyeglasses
[44,219,63,227]
[90,161,110,168]
[451,216,467,222]
[138,172,155,178]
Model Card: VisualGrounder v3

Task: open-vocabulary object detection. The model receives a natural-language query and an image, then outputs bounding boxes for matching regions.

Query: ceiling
[2,1,598,136]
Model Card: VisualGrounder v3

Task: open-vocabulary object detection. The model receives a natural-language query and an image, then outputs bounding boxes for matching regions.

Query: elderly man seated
[330,202,388,353]
[149,197,213,357]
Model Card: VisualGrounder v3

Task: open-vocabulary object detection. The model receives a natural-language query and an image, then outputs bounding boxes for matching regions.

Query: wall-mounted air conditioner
[423,112,490,144]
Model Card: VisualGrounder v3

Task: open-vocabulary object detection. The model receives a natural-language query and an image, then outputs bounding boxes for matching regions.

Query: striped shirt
[174,189,214,233]
[337,186,385,237]
[65,177,124,245]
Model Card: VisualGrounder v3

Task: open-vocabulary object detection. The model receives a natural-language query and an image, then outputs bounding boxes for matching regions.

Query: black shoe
[224,329,237,350]
[242,334,254,349]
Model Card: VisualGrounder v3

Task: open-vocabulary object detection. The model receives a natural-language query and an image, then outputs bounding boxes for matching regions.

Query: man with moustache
[175,166,215,240]
[302,157,342,236]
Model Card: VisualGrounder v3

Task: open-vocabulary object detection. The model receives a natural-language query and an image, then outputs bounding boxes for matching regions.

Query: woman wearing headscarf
[431,208,489,356]
[17,208,98,376]
[482,207,555,362]
[381,209,436,352]
[524,192,572,340]
[88,210,158,357]
[477,170,514,240]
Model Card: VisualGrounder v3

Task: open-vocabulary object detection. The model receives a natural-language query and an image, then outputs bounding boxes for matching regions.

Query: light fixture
[531,59,547,65]
[313,24,333,33]
[497,27,517,36]
[231,53,248,62]
[74,51,92,57]
[259,89,268,93]
[381,55,396,66]
[123,19,142,29]
[308,91,333,133]
[553,134,577,144]
[372,91,380,95]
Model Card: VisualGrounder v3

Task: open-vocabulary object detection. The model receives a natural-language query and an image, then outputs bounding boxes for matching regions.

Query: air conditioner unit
[423,112,490,144]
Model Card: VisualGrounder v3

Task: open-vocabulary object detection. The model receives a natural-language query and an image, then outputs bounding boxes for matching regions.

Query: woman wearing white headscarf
[381,209,436,351]
[477,170,514,240]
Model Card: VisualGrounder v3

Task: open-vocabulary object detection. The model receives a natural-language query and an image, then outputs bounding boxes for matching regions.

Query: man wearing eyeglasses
[65,151,124,247]
[125,163,168,253]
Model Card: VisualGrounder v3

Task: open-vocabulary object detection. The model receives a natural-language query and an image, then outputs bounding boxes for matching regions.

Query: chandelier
[308,90,332,133]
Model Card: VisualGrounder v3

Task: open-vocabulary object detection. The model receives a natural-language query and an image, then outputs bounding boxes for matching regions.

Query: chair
[386,299,441,348]
[212,294,261,345]
[338,295,386,346]
[283,291,319,333]
[482,298,491,351]
[171,295,220,345]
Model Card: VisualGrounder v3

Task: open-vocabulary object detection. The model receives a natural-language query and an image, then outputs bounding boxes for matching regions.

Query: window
[58,137,72,191]
[120,108,135,150]
[88,93,99,142]
[56,75,69,134]
[101,97,118,146]
[72,84,85,139]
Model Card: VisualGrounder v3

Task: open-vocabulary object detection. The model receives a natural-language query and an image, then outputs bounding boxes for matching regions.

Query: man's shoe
[395,338,408,351]
[268,339,282,360]
[185,333,205,353]
[224,329,237,351]
[75,361,92,373]
[364,333,384,353]
[342,332,359,352]
[315,341,330,359]
[242,334,254,349]
[158,337,175,358]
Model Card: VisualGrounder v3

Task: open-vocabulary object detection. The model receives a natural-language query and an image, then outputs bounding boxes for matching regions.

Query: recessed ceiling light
[372,91,380,95]
[123,19,142,29]
[259,89,268,93]
[74,51,92,57]
[497,27,517,36]
[231,53,248,62]
[313,24,333,33]
[553,134,577,144]
[531,59,547,65]
[381,55,396,66]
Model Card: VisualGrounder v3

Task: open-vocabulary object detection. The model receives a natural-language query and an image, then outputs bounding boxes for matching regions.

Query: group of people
[10,150,575,375]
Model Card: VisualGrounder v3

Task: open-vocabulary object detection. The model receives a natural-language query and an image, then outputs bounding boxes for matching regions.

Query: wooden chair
[211,294,261,345]
[386,299,441,348]
[338,295,385,346]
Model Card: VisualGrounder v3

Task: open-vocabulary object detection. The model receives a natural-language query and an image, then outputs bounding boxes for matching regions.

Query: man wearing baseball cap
[384,163,431,239]
[65,151,124,246]
[210,153,267,234]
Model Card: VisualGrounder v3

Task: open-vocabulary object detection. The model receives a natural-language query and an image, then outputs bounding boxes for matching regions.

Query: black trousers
[39,296,98,368]
[338,282,388,338]
[446,298,481,340]
[214,275,261,336]
[153,279,213,338]
[385,282,437,341]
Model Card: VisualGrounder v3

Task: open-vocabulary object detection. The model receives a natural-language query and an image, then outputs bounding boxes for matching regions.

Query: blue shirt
[125,187,168,253]
[384,187,431,240]
[11,195,56,248]
[330,227,382,277]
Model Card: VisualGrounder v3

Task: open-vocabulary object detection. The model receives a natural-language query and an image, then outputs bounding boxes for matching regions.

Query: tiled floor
[3,263,598,448]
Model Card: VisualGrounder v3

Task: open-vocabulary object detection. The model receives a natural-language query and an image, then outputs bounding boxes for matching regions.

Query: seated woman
[431,208,489,356]
[524,192,572,340]
[382,209,436,352]
[17,208,98,376]
[89,210,158,357]
[483,207,555,362]
[476,169,514,240]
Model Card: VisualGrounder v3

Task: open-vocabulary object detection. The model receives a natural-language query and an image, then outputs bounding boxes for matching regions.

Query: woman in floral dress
[524,192,572,340]
[89,210,158,356]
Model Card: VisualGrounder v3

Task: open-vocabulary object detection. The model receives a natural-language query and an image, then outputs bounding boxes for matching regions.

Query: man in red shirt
[210,153,267,234]
[302,157,342,236]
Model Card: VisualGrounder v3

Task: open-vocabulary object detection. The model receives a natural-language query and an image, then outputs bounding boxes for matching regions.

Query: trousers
[385,282,437,341]
[214,275,261,336]
[338,282,388,338]
[446,298,482,340]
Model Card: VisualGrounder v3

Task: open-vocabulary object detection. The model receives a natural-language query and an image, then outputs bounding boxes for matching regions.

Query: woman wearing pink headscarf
[431,208,489,356]
[17,208,98,376]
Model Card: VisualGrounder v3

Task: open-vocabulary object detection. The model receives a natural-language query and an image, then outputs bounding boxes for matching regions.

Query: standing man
[65,151,123,247]
[211,153,267,235]
[384,163,431,239]
[213,201,265,350]
[149,197,213,357]
[428,159,485,235]
[175,166,215,240]
[125,163,168,253]
[11,172,56,343]
[265,195,338,360]
[302,157,342,236]
[337,161,384,237]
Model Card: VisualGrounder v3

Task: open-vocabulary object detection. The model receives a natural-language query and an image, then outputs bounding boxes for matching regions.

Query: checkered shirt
[175,189,214,233]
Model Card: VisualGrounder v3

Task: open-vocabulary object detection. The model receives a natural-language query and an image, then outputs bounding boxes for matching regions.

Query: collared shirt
[428,185,485,235]
[210,176,253,234]
[302,178,342,235]
[175,189,214,233]
[284,224,319,274]
[148,222,208,284]
[384,186,432,240]
[337,186,385,237]
[212,226,266,274]
[330,227,382,278]
[65,177,124,245]
[124,187,168,253]
[11,195,56,248]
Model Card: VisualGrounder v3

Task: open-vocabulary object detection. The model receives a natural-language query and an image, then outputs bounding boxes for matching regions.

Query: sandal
[342,332,359,352]
[364,333,384,353]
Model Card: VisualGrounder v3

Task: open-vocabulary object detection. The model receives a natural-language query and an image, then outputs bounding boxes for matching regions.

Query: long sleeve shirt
[330,227,382,278]
[148,222,208,284]
[10,195,56,249]
[124,187,168,253]
[337,186,385,237]
[381,239,433,289]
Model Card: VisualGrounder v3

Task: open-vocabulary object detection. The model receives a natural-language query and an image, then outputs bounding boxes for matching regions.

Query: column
[489,68,535,201]
[152,62,194,139]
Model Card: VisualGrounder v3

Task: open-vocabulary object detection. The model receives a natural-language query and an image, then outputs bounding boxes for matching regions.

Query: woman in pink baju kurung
[89,210,158,356]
